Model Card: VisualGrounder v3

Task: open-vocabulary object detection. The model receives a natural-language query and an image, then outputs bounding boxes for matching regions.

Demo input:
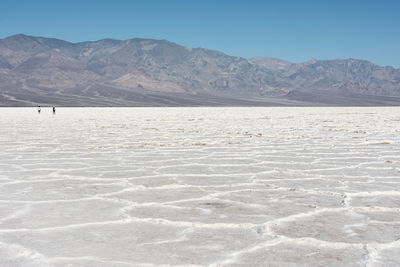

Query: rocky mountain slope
[1,34,400,106]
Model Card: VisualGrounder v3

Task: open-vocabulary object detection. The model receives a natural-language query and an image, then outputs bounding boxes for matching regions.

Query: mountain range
[1,34,400,106]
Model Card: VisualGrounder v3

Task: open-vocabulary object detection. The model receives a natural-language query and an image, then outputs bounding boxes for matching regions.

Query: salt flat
[0,107,399,267]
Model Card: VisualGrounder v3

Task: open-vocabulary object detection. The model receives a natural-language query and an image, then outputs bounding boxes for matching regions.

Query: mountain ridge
[1,34,400,106]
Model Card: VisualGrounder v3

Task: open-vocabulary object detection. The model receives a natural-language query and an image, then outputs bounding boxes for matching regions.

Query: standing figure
[52,106,56,114]
[38,106,41,114]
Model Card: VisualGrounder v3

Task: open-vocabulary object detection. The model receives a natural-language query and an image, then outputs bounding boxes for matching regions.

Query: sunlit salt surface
[0,107,399,266]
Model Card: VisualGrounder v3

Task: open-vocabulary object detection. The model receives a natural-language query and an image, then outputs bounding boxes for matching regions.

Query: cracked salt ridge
[1,107,400,266]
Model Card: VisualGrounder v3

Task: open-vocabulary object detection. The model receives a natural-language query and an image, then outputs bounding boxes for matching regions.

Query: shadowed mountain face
[1,34,400,106]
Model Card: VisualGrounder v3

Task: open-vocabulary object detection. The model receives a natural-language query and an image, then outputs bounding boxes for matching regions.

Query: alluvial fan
[0,107,399,266]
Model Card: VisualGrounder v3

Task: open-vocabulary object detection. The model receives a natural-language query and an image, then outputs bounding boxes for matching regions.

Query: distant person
[52,106,56,114]
[38,106,41,114]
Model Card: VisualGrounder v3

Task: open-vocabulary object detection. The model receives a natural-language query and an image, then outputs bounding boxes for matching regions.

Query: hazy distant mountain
[1,34,400,106]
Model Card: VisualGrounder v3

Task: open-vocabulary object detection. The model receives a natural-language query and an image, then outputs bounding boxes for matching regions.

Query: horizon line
[1,33,398,69]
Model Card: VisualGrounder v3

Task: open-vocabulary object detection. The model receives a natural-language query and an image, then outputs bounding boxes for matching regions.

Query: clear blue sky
[1,0,399,67]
